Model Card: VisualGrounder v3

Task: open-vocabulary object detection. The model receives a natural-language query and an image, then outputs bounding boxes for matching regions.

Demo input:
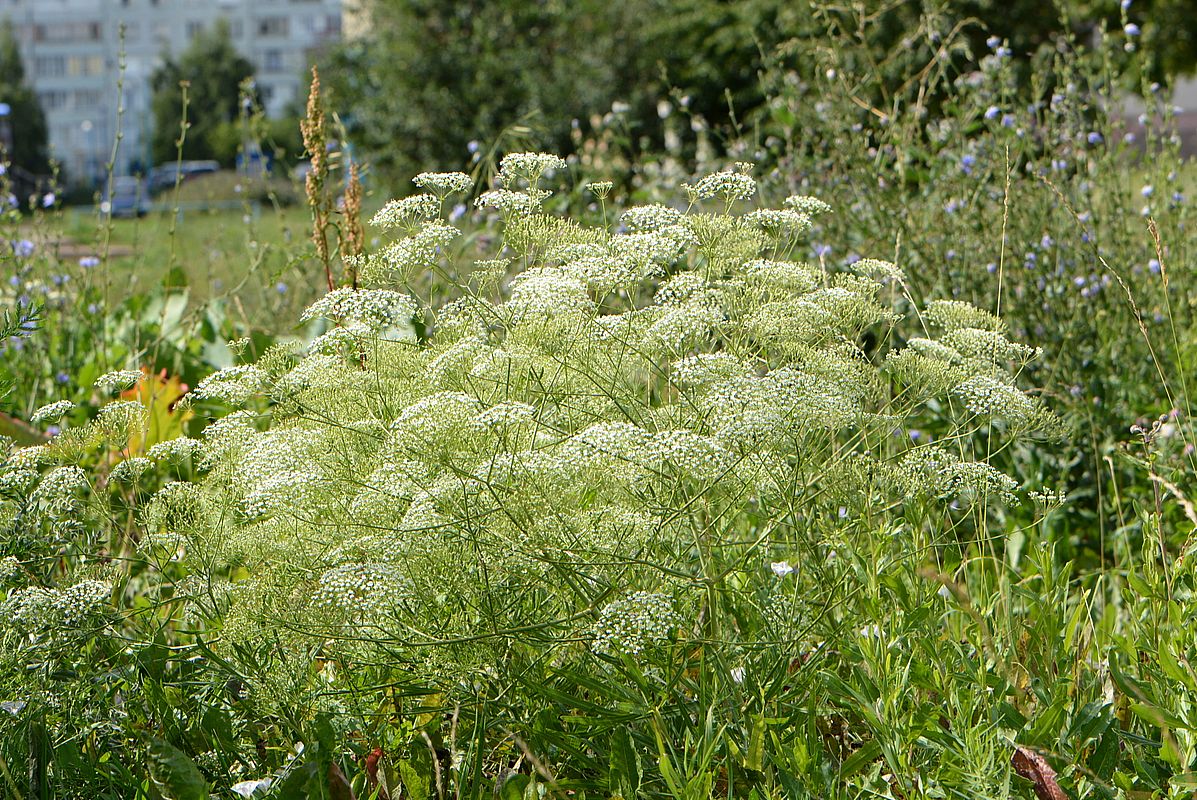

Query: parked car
[100,176,149,217]
[148,160,219,195]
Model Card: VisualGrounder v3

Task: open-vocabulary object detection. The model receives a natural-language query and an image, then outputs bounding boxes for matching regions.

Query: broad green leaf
[148,739,210,800]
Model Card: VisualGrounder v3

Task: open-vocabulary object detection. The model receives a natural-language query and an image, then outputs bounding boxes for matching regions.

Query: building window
[32,22,103,43]
[186,20,204,40]
[257,16,288,37]
[263,50,283,73]
[73,89,103,110]
[66,56,104,77]
[34,56,66,78]
[37,90,69,110]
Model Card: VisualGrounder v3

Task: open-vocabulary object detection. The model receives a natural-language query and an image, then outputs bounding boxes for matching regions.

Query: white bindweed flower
[770,561,795,577]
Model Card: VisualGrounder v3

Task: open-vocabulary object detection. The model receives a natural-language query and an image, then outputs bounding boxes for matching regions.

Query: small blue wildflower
[7,275,17,287]
[984,106,1001,120]
[1087,131,1103,144]
[986,262,997,273]
[1040,234,1053,249]
[1172,192,1185,203]
[986,35,1001,50]
[12,240,34,258]
[275,281,288,294]
[1124,132,1137,144]
[46,425,60,436]
[56,372,69,384]
[79,256,100,268]
[960,154,976,174]
[813,243,831,258]
[1149,258,1161,273]
[1125,23,1140,36]
[1141,184,1154,197]
[908,429,922,441]
[449,203,467,223]
[1001,114,1016,128]
[87,303,99,314]
[996,46,1012,57]
[1074,276,1086,287]
[41,193,54,208]
[946,249,957,260]
[1121,0,1132,8]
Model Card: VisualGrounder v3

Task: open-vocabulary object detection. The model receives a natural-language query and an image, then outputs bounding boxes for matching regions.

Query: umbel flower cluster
[0,155,1059,704]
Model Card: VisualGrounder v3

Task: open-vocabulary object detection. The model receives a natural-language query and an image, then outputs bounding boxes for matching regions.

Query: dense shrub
[0,156,1102,797]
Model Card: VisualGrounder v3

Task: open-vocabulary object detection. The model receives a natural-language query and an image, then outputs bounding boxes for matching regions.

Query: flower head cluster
[30,400,75,424]
[784,195,834,216]
[3,579,111,634]
[593,592,680,656]
[31,465,88,515]
[475,189,538,217]
[412,171,472,196]
[301,288,420,330]
[688,168,757,202]
[621,204,684,233]
[498,152,567,186]
[312,562,409,620]
[111,456,153,482]
[743,209,812,236]
[371,194,440,229]
[374,222,460,282]
[193,366,268,404]
[94,369,143,391]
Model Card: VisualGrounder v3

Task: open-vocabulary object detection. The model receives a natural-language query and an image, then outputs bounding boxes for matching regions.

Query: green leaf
[839,740,882,778]
[147,739,210,800]
[1129,701,1188,731]
[745,713,765,772]
[608,727,641,798]
[397,753,431,800]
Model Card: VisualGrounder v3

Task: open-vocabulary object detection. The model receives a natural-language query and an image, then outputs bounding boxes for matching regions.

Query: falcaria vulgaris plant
[1,155,1065,796]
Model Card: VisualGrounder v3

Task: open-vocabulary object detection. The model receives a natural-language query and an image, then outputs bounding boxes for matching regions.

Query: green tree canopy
[326,0,1197,191]
[150,19,255,166]
[0,19,49,175]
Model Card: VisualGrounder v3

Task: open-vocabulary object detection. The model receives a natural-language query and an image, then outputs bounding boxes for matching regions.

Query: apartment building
[1,0,342,183]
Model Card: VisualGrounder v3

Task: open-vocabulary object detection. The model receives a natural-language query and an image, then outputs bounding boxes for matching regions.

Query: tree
[322,0,649,185]
[0,19,49,175]
[150,19,256,166]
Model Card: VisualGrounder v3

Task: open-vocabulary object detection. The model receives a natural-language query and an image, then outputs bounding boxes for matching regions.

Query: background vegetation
[5,1,1197,798]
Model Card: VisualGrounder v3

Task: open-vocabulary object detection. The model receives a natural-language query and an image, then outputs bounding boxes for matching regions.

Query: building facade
[1,0,342,184]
